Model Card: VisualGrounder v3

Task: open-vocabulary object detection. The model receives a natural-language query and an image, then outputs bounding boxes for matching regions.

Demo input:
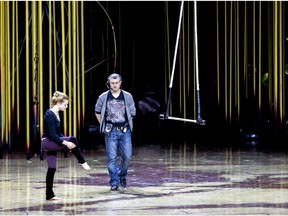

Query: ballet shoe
[81,162,91,170]
[47,196,60,201]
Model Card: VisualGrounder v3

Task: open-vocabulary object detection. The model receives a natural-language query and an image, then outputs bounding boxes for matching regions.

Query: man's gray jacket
[95,90,136,133]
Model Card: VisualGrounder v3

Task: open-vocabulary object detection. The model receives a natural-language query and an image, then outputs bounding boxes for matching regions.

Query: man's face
[109,78,122,92]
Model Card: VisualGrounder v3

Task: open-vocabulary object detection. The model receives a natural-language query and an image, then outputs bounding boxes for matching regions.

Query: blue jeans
[105,128,132,186]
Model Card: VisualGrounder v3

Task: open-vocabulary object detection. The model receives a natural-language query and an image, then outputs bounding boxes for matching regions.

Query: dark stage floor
[1,132,288,216]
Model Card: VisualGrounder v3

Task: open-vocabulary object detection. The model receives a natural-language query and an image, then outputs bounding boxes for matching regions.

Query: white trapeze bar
[161,1,206,126]
[159,114,206,125]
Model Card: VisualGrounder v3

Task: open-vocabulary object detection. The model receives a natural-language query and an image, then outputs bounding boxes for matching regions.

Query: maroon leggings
[41,136,85,169]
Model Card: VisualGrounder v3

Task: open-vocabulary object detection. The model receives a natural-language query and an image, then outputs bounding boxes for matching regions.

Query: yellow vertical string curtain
[232,2,239,123]
[181,7,186,120]
[243,2,248,100]
[224,2,228,122]
[5,2,11,149]
[0,0,2,147]
[32,2,37,147]
[38,1,43,141]
[281,3,285,125]
[278,1,284,126]
[7,2,11,149]
[236,2,241,122]
[180,1,184,119]
[258,2,262,118]
[49,1,53,104]
[53,2,57,91]
[16,1,20,137]
[187,2,193,119]
[61,1,67,135]
[253,2,256,99]
[268,3,273,115]
[1,1,7,148]
[72,1,77,136]
[228,2,232,124]
[81,1,85,128]
[25,1,30,156]
[32,1,39,154]
[12,2,15,146]
[2,2,6,147]
[68,1,72,135]
[76,2,81,134]
[216,2,220,108]
[273,2,278,121]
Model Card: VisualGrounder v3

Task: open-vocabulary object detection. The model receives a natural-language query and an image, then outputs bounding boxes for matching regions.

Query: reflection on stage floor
[1,140,288,215]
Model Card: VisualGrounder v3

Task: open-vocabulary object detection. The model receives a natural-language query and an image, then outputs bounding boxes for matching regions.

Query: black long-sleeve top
[42,109,64,146]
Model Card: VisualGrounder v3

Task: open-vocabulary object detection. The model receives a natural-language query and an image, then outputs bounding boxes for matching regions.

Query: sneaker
[110,185,118,191]
[120,178,126,188]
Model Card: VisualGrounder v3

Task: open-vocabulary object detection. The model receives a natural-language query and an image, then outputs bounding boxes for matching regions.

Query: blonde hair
[51,91,69,107]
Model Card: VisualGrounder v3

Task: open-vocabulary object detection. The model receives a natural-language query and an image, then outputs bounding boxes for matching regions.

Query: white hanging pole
[163,0,184,119]
[194,0,200,92]
[194,0,205,124]
[169,0,184,89]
